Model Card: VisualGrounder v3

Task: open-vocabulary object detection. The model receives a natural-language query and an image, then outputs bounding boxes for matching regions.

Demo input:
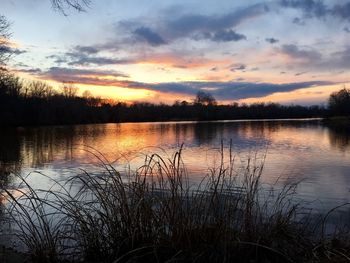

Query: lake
[1,119,350,216]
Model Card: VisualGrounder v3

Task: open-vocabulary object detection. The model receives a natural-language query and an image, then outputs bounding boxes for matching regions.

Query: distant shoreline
[0,117,325,129]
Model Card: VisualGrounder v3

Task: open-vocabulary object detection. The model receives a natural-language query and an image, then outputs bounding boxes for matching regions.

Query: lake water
[1,119,350,216]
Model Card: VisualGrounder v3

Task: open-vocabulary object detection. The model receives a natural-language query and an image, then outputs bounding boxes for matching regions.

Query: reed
[1,145,349,262]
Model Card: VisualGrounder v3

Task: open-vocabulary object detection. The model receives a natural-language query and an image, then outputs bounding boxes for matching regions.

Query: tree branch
[51,0,91,13]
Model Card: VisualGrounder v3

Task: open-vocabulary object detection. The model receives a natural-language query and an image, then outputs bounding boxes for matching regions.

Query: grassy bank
[1,146,350,263]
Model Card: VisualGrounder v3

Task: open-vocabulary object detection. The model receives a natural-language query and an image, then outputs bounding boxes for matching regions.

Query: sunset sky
[2,0,350,105]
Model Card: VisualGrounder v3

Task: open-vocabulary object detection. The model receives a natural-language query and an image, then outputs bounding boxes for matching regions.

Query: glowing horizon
[3,0,350,105]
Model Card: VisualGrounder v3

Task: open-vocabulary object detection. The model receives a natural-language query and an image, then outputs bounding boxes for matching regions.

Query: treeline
[0,72,114,125]
[116,102,326,122]
[0,72,328,126]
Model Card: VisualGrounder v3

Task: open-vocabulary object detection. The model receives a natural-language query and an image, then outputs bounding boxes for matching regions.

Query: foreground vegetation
[1,147,350,263]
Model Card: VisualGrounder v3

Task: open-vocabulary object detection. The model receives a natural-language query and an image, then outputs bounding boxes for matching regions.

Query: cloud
[133,27,166,46]
[166,3,268,36]
[292,17,306,25]
[326,46,350,69]
[147,80,334,100]
[117,3,268,46]
[41,67,129,83]
[0,45,27,55]
[45,43,129,66]
[16,68,42,74]
[280,0,328,18]
[210,29,246,42]
[46,54,67,64]
[38,66,334,100]
[230,63,246,72]
[48,49,133,66]
[265,38,279,44]
[295,71,308,76]
[12,48,27,55]
[209,81,333,99]
[332,2,350,21]
[68,43,120,54]
[281,1,350,22]
[67,55,132,66]
[148,82,198,94]
[39,3,268,70]
[277,44,350,71]
[74,45,100,54]
[47,45,229,68]
[279,44,322,62]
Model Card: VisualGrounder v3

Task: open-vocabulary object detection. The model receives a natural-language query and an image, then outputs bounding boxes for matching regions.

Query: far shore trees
[0,74,327,126]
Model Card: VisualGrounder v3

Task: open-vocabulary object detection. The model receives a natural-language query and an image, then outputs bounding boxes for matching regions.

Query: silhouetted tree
[27,81,56,99]
[0,15,11,68]
[82,90,92,99]
[329,88,350,116]
[181,100,189,106]
[0,72,22,97]
[194,91,217,106]
[61,83,78,98]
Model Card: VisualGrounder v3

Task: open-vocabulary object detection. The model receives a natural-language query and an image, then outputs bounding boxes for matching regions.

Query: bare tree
[61,82,78,98]
[0,73,23,97]
[0,15,11,69]
[82,90,92,99]
[194,91,217,106]
[51,0,91,12]
[329,87,350,116]
[28,81,56,99]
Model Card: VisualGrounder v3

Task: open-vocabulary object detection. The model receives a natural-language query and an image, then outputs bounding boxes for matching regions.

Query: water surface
[1,119,350,214]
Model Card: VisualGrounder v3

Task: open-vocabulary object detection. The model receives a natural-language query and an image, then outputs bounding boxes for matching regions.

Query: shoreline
[1,117,324,129]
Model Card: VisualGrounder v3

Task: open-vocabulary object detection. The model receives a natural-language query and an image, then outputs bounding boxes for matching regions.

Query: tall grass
[1,145,350,262]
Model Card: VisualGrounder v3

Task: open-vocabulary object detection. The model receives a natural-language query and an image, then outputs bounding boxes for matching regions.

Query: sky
[2,0,350,105]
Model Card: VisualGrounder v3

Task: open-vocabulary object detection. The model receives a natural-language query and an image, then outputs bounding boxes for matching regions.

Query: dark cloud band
[37,66,334,100]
